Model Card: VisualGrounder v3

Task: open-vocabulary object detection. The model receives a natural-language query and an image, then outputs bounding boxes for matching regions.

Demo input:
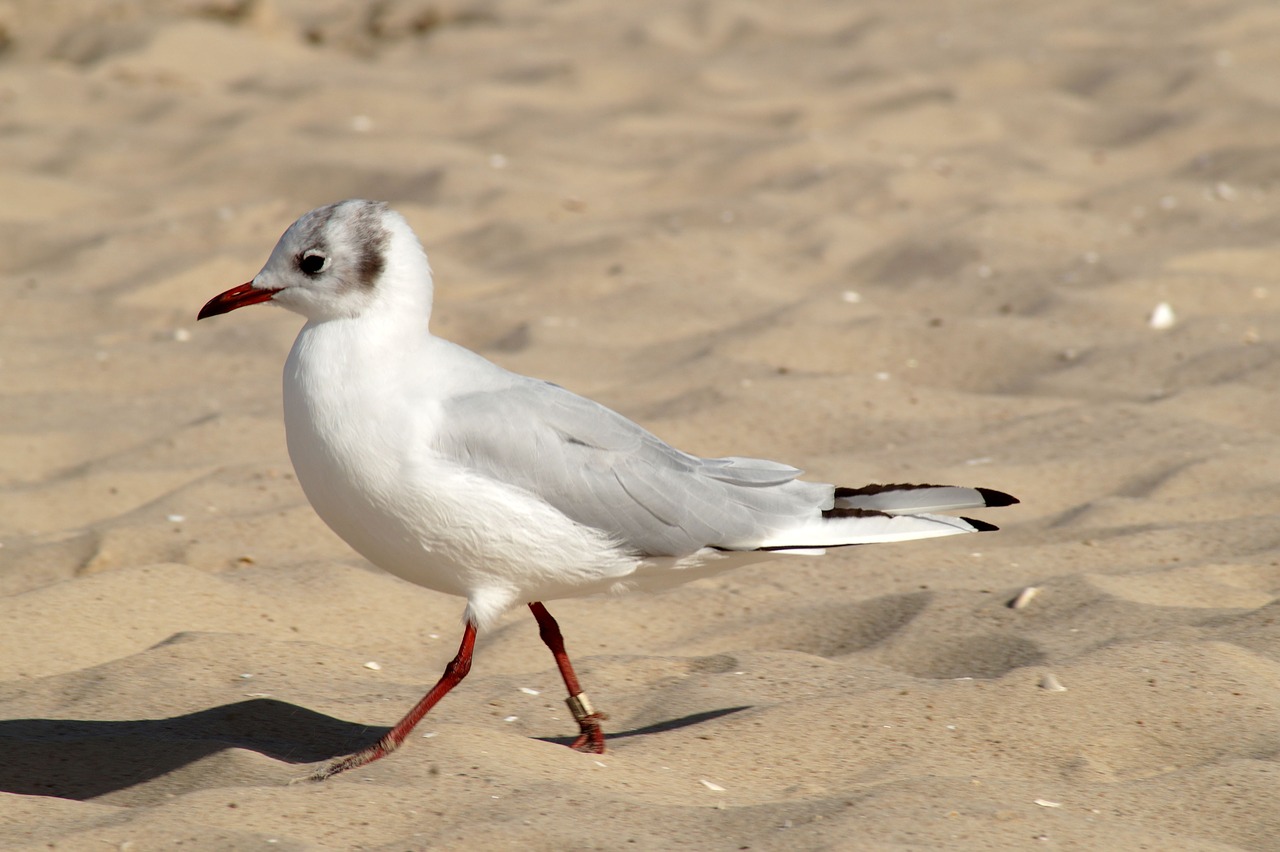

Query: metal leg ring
[565,692,596,723]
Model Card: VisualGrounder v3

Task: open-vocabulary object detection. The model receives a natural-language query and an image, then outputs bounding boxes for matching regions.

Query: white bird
[198,199,1017,780]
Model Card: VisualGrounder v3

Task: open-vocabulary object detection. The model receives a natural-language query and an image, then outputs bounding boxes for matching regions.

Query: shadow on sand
[0,699,751,800]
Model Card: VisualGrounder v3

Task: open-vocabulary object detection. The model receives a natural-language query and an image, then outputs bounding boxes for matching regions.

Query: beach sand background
[2,0,1280,848]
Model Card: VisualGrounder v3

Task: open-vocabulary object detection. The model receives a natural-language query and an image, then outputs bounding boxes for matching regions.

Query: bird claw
[568,712,608,754]
[303,734,398,782]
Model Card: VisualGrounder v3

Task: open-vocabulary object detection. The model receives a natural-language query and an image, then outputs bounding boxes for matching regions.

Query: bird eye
[298,251,329,276]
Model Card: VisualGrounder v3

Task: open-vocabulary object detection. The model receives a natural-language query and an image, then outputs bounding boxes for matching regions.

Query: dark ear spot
[354,238,386,288]
[349,204,391,289]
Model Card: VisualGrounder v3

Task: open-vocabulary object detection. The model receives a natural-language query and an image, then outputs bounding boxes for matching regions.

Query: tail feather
[834,483,1018,515]
[739,483,1017,553]
[750,508,992,551]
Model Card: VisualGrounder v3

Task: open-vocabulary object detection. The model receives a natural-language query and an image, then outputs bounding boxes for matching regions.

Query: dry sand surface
[2,0,1280,848]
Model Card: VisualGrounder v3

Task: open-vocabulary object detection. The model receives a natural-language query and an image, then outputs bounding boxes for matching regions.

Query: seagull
[198,199,1018,780]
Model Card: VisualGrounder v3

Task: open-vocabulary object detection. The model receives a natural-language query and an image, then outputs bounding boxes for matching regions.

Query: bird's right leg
[529,601,607,753]
[308,620,477,781]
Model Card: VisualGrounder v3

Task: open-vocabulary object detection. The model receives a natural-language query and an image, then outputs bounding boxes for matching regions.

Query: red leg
[309,620,477,781]
[529,601,607,754]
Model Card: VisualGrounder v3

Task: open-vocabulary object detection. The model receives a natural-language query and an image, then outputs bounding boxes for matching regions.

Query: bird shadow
[0,699,359,800]
[0,699,751,801]
[535,705,751,748]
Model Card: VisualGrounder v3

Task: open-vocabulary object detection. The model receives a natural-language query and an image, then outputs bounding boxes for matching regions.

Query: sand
[2,0,1279,848]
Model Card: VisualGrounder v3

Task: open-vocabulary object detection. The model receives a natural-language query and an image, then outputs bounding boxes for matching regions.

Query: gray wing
[433,380,831,557]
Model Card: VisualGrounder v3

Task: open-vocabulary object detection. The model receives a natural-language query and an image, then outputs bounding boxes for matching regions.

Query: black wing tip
[836,484,1020,508]
[964,517,1000,532]
[834,482,942,498]
[821,506,894,520]
[977,488,1019,507]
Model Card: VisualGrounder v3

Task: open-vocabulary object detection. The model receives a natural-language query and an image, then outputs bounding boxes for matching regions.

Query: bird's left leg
[528,601,607,753]
[307,620,477,781]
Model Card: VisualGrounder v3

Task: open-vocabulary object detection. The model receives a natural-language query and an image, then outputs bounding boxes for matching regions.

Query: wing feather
[434,380,822,556]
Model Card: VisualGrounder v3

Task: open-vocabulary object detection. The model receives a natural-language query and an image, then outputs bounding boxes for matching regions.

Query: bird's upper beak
[198,282,281,320]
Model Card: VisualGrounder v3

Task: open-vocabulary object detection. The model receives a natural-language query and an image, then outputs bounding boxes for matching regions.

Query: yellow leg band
[565,692,595,722]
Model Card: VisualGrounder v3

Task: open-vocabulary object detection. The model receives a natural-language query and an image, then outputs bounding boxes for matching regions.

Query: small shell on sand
[1009,586,1040,609]
[1149,302,1176,329]
[1039,673,1068,692]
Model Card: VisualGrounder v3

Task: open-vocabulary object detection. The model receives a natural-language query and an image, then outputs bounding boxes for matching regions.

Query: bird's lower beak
[198,282,281,320]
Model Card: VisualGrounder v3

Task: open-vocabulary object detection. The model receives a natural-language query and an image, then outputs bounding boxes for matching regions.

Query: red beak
[198,282,281,320]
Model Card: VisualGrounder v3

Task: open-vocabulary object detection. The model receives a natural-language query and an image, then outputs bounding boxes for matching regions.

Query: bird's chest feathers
[283,326,441,515]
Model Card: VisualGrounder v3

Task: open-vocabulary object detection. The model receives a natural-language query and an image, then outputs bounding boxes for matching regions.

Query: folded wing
[434,379,1015,558]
